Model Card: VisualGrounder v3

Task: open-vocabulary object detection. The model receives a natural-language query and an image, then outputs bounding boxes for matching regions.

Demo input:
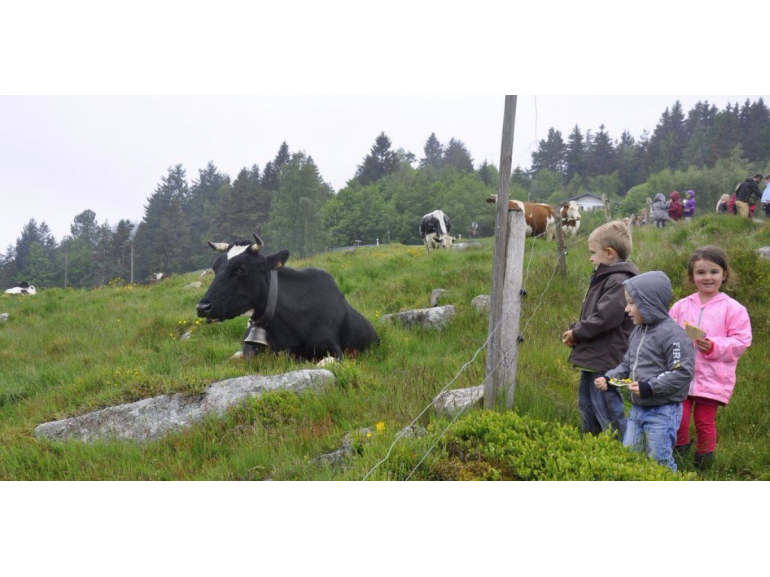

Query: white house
[564,193,605,212]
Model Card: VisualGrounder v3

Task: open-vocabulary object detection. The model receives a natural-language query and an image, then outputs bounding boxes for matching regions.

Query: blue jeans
[578,371,627,441]
[624,403,683,471]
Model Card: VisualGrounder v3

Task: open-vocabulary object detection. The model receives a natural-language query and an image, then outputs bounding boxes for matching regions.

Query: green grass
[0,214,768,480]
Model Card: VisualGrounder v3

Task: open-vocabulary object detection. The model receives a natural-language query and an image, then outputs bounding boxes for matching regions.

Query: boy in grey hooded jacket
[595,271,695,471]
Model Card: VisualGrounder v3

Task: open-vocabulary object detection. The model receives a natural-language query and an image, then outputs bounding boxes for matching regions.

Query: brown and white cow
[486,196,555,238]
[558,201,581,238]
[486,197,580,239]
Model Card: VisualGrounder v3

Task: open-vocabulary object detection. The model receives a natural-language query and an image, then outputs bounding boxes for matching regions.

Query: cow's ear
[267,250,290,270]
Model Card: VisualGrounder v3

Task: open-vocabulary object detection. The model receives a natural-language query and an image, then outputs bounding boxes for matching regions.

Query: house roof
[564,193,604,203]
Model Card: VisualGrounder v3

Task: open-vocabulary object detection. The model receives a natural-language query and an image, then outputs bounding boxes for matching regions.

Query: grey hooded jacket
[651,193,670,222]
[605,271,695,407]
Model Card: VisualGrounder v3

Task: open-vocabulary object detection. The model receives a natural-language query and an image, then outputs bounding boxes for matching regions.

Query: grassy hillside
[0,214,768,480]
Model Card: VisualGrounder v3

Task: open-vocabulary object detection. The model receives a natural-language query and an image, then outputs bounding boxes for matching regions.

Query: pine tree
[708,103,742,164]
[565,125,586,181]
[745,98,770,162]
[682,101,718,168]
[478,160,497,187]
[187,161,230,250]
[273,142,291,171]
[227,167,273,241]
[14,219,44,275]
[266,153,330,257]
[260,143,291,192]
[586,124,616,177]
[0,244,18,288]
[646,101,687,172]
[25,242,56,287]
[617,130,643,192]
[133,164,190,278]
[355,132,401,185]
[420,132,444,169]
[443,138,474,173]
[531,128,566,175]
[111,219,135,281]
[261,161,278,191]
[91,221,115,286]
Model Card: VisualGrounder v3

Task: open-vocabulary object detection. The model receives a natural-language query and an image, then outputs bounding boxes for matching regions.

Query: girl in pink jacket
[669,246,752,470]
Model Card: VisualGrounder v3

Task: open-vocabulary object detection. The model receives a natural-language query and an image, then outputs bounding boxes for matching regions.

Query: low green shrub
[425,411,697,481]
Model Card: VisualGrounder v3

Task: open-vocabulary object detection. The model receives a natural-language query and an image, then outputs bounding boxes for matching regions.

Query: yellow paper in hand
[685,320,706,342]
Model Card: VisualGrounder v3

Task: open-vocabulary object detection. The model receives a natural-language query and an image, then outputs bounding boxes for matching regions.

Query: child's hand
[562,330,576,346]
[594,376,607,391]
[628,381,640,396]
[695,338,714,354]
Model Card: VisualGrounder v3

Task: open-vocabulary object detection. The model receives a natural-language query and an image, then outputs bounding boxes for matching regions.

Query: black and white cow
[196,234,378,361]
[5,282,36,295]
[419,210,455,252]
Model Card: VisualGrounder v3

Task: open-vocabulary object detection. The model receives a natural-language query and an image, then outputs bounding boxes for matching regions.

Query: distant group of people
[650,189,696,228]
[716,173,770,218]
[561,221,752,473]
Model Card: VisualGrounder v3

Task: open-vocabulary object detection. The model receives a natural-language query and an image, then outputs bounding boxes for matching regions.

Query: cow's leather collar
[251,269,278,328]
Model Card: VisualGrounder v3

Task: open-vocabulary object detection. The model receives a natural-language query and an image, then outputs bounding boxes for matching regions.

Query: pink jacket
[669,292,752,404]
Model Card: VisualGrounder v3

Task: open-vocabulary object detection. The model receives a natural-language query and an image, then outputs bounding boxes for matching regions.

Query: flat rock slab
[380,305,456,330]
[184,281,203,289]
[33,369,335,443]
[433,385,484,417]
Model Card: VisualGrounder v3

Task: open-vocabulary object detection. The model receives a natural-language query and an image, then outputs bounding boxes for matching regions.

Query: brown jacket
[568,261,640,373]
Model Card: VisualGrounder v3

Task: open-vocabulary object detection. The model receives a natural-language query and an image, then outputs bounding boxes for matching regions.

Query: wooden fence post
[485,95,517,409]
[502,210,526,409]
[646,198,652,226]
[555,217,566,278]
[602,194,611,221]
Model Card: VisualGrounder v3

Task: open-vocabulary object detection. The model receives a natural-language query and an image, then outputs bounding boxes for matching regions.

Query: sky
[0,94,765,251]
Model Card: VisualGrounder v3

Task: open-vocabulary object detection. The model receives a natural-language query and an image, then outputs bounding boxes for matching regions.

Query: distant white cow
[5,282,36,295]
[419,210,456,253]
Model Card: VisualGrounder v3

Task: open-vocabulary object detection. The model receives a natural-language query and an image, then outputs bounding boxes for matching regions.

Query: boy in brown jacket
[562,221,640,441]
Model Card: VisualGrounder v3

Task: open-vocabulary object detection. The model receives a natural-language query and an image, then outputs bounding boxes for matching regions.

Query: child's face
[692,258,726,298]
[588,240,618,270]
[624,289,643,325]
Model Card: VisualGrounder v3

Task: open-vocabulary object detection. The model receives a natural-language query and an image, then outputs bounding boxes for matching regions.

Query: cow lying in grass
[196,234,378,361]
[5,282,36,295]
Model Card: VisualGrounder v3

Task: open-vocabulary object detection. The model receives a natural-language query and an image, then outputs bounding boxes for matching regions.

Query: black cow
[196,234,378,361]
[419,210,455,253]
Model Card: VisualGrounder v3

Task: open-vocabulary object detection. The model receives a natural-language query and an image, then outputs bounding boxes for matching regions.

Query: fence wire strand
[364,187,584,479]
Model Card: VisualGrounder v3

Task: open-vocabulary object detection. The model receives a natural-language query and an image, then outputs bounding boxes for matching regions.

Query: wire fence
[362,228,571,480]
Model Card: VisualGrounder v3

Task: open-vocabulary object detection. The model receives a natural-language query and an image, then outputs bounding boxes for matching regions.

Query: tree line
[2,98,770,290]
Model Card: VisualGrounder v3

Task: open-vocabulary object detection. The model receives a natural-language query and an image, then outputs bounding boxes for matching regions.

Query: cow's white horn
[208,241,229,252]
[249,234,265,253]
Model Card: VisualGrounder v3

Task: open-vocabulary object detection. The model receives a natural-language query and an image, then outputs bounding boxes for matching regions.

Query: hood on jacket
[623,271,672,325]
[686,189,695,197]
[670,191,681,201]
[593,260,639,282]
[654,193,666,202]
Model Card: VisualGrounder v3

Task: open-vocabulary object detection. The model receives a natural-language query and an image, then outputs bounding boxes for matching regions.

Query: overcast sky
[1,94,765,251]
